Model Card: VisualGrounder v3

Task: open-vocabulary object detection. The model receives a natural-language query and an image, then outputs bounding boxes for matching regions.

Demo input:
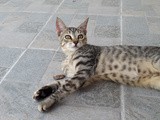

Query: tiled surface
[123,16,160,46]
[0,12,50,48]
[123,0,160,17]
[0,0,63,13]
[0,0,160,120]
[125,94,160,120]
[0,48,24,80]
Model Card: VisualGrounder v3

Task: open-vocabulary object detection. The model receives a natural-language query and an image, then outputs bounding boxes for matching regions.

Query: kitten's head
[56,17,89,54]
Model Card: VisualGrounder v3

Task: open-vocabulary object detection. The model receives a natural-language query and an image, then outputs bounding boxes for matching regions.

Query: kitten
[33,17,160,112]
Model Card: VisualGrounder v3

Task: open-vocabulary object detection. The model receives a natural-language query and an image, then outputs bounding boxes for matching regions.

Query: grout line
[120,0,123,45]
[120,85,125,120]
[30,20,53,47]
[0,11,51,14]
[75,13,120,17]
[0,0,66,84]
[1,12,101,16]
[0,49,26,84]
[51,46,61,60]
[0,46,58,51]
[1,12,160,18]
[120,0,125,120]
[29,48,56,51]
[27,0,66,49]
[120,16,123,45]
[27,15,53,49]
[121,15,160,18]
[144,5,150,31]
[127,93,160,99]
[3,1,11,5]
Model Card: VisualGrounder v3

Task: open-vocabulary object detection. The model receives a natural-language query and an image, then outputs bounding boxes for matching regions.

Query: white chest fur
[61,56,76,78]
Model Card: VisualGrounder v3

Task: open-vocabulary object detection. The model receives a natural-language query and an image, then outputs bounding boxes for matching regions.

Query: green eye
[78,34,83,39]
[65,35,72,39]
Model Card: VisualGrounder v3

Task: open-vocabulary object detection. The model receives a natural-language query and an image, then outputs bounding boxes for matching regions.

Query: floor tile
[38,51,65,86]
[125,94,160,120]
[94,15,121,45]
[0,48,23,68]
[0,80,45,120]
[122,0,160,17]
[5,49,54,83]
[0,49,56,119]
[0,0,63,13]
[81,0,120,15]
[122,0,144,16]
[57,0,120,15]
[62,81,120,108]
[122,16,160,46]
[57,0,82,14]
[0,12,50,48]
[0,67,8,78]
[46,105,121,120]
[95,16,120,38]
[147,17,160,34]
[143,0,160,17]
[124,86,160,98]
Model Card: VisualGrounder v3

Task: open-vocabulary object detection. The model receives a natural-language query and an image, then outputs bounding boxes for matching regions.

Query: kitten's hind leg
[153,59,160,71]
[135,73,160,90]
[53,74,66,80]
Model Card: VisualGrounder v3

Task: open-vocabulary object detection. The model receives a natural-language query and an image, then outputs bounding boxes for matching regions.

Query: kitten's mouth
[74,45,78,48]
[70,46,79,51]
[72,46,79,49]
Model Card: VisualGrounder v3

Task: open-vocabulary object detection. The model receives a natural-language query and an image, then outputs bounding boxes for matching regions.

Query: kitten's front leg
[34,67,92,112]
[37,75,88,112]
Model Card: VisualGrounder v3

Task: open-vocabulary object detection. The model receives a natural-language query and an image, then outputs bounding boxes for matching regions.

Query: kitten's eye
[65,35,72,39]
[78,34,83,39]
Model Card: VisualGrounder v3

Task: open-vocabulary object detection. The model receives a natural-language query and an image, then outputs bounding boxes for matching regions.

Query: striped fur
[33,18,160,112]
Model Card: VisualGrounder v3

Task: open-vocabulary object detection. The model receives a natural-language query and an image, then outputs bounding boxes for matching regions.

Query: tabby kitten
[33,17,160,112]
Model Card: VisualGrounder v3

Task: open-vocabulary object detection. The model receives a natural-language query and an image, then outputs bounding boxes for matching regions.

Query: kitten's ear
[77,18,89,34]
[56,17,67,36]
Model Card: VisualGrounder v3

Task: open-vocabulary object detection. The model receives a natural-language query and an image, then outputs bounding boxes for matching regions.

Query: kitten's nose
[73,41,78,47]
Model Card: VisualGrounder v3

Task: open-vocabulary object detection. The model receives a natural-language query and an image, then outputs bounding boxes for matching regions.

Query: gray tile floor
[0,0,160,120]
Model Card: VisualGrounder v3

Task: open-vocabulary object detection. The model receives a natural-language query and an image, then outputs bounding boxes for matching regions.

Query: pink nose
[73,41,78,46]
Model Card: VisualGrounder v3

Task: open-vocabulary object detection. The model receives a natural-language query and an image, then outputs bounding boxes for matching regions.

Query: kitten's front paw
[38,99,56,112]
[33,86,54,101]
[38,103,49,112]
